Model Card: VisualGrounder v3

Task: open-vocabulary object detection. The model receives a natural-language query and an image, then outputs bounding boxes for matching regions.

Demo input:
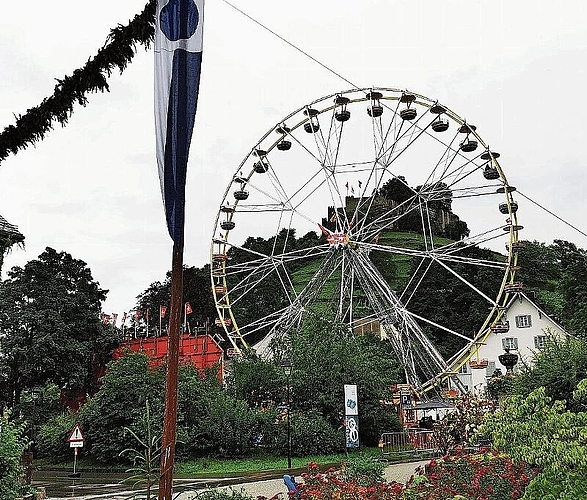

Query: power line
[517,190,587,240]
[220,0,360,89]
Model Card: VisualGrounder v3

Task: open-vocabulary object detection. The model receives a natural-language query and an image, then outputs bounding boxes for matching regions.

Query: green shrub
[79,353,165,463]
[0,411,31,499]
[480,384,587,498]
[191,488,255,499]
[342,453,385,487]
[275,410,344,456]
[36,411,77,460]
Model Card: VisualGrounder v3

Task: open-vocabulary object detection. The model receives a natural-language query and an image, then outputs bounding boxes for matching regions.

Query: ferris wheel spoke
[430,255,498,306]
[256,251,344,348]
[347,250,448,386]
[223,245,330,306]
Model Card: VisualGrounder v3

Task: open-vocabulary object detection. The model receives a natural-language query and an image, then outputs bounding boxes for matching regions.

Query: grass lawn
[35,448,382,476]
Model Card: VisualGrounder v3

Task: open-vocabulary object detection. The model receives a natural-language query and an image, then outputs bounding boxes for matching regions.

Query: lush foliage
[78,352,163,462]
[341,454,386,487]
[401,449,535,500]
[512,333,587,411]
[433,394,496,454]
[480,385,587,498]
[36,410,77,461]
[0,411,31,499]
[295,451,533,500]
[516,239,587,334]
[269,316,403,448]
[0,247,118,408]
[65,353,270,462]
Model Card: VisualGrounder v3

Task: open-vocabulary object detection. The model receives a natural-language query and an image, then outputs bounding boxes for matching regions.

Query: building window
[502,337,518,351]
[534,335,546,349]
[515,315,532,328]
[458,364,468,374]
[486,361,496,377]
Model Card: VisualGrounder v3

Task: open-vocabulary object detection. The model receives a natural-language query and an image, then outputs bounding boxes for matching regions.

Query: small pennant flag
[185,302,193,315]
[112,313,118,326]
[155,0,204,244]
[101,313,111,325]
[135,310,141,321]
[160,305,168,318]
[122,312,127,324]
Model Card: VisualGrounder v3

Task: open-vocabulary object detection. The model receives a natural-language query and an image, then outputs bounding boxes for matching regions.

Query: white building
[456,291,567,392]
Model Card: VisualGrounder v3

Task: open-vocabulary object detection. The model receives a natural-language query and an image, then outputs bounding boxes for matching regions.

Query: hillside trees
[0,247,118,408]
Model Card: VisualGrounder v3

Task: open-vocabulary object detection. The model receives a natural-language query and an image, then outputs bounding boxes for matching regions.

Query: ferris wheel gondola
[210,87,522,396]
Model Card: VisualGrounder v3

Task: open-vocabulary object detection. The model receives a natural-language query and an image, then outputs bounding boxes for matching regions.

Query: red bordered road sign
[67,423,85,448]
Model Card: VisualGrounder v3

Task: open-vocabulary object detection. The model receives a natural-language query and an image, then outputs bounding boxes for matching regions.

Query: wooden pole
[158,240,184,500]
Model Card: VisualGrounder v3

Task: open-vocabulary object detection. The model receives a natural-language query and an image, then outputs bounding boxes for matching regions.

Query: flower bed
[293,449,535,500]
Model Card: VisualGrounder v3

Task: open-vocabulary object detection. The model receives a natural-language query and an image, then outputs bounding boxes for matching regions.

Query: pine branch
[0,0,157,164]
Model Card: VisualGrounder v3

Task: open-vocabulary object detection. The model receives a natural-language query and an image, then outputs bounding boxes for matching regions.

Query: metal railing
[380,429,439,459]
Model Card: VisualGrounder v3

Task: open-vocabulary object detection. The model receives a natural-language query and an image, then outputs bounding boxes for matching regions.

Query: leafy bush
[512,334,587,411]
[79,353,165,463]
[0,411,31,499]
[299,462,402,499]
[36,411,77,460]
[433,394,496,454]
[191,489,257,499]
[402,449,535,500]
[480,384,587,499]
[275,410,344,457]
[341,454,386,487]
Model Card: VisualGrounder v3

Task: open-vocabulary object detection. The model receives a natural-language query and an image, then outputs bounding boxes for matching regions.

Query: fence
[380,429,438,459]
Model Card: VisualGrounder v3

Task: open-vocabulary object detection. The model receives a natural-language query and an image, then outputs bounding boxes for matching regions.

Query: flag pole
[159,239,184,500]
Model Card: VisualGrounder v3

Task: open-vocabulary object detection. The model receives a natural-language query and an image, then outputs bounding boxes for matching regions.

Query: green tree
[79,353,164,463]
[0,247,118,408]
[0,411,31,499]
[226,350,283,410]
[480,385,587,499]
[136,264,218,332]
[512,333,587,411]
[271,316,403,446]
[379,176,414,204]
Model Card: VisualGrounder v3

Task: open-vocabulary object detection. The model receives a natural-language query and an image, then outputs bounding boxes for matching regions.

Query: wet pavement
[32,460,428,499]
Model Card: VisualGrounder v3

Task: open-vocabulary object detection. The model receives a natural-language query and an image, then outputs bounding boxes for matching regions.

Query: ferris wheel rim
[210,86,522,393]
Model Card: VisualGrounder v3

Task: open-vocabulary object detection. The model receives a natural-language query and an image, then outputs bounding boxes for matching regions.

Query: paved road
[35,461,428,499]
[177,461,428,500]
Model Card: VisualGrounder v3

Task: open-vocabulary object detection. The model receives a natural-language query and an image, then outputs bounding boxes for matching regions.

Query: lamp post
[281,359,293,469]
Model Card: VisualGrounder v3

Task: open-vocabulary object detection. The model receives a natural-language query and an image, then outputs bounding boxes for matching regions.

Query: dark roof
[0,214,24,242]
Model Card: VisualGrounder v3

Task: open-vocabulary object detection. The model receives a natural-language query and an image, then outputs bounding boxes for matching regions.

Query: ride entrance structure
[210,87,522,397]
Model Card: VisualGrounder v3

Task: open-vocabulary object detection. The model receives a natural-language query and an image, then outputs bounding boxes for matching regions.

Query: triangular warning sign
[67,423,85,442]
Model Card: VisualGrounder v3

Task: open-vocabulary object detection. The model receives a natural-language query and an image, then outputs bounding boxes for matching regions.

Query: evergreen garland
[0,0,156,164]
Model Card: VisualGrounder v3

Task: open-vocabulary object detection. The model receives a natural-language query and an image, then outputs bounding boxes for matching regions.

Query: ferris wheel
[210,87,522,395]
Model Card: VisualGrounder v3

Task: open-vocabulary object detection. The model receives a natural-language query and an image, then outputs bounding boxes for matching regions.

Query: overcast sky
[1,0,587,317]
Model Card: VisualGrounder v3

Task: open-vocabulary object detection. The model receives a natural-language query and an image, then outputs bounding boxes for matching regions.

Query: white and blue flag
[155,0,204,244]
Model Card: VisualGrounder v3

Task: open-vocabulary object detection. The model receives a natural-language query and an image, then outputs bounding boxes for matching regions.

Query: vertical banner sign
[155,0,204,244]
[344,384,359,448]
[155,2,204,499]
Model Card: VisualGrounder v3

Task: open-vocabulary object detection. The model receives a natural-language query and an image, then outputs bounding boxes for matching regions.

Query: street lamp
[281,359,293,469]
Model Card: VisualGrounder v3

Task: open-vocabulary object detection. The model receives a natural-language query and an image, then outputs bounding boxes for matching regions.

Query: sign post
[344,384,359,449]
[67,423,85,477]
